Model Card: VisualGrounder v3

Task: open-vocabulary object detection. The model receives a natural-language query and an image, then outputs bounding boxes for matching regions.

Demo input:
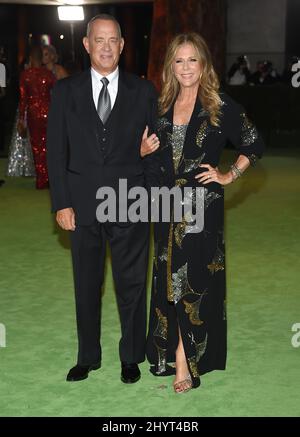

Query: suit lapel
[112,69,136,121]
[104,70,136,156]
[71,70,99,144]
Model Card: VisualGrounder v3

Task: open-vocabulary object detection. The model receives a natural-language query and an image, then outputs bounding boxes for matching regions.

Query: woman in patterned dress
[141,33,264,393]
[18,46,56,189]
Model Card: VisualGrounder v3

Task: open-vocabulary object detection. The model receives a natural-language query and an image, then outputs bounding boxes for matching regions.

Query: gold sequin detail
[174,218,188,249]
[183,296,205,325]
[207,247,224,274]
[196,120,208,148]
[183,152,206,173]
[154,308,168,340]
[188,356,199,378]
[207,262,224,274]
[240,113,258,146]
[175,178,187,187]
[172,125,187,173]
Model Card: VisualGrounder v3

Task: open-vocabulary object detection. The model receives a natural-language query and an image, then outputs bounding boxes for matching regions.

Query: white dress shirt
[91,67,119,111]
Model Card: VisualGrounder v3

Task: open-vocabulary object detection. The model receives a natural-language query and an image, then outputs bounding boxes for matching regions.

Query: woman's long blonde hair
[159,33,222,126]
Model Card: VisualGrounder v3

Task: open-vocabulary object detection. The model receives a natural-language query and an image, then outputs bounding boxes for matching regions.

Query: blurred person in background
[227,55,250,85]
[250,60,280,85]
[7,58,35,179]
[42,45,68,80]
[18,45,56,188]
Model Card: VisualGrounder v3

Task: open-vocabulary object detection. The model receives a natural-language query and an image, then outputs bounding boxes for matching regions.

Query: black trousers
[70,220,149,366]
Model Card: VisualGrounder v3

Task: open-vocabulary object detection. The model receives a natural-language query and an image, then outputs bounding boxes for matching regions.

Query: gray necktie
[97,77,111,124]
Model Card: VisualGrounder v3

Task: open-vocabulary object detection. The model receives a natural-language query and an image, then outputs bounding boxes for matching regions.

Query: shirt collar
[91,66,119,87]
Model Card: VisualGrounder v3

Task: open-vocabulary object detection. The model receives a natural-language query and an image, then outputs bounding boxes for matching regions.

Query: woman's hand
[140,126,160,158]
[195,164,233,185]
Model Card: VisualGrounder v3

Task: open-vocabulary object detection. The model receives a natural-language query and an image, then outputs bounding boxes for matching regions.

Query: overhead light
[64,1,84,5]
[57,6,84,21]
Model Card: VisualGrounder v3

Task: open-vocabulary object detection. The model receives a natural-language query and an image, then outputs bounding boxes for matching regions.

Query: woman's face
[42,48,54,65]
[172,43,202,89]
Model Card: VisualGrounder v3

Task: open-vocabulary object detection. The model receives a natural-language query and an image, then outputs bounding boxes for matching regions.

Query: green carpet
[0,149,299,417]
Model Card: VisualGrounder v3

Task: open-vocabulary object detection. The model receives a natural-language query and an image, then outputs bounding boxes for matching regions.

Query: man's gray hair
[86,14,122,38]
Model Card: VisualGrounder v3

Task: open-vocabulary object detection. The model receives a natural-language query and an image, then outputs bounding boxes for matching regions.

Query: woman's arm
[195,154,250,185]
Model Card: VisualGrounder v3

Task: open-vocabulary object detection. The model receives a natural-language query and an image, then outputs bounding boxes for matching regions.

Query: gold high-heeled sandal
[173,375,192,393]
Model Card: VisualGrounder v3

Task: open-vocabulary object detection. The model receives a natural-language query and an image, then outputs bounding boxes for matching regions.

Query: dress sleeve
[224,94,265,166]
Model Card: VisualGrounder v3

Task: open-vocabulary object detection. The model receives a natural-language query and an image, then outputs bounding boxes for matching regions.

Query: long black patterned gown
[146,93,264,388]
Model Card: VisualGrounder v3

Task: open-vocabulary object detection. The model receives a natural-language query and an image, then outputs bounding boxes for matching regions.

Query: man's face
[83,19,124,75]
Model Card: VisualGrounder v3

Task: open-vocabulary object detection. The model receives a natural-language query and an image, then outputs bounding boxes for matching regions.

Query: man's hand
[140,126,160,158]
[56,207,76,231]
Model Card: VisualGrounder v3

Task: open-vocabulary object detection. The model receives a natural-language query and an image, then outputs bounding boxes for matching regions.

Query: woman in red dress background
[18,45,56,189]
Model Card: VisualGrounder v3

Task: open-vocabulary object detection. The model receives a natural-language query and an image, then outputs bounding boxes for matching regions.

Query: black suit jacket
[46,69,159,225]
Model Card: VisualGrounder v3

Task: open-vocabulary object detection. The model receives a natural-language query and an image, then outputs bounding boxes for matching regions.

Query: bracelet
[230,164,243,181]
[248,154,258,167]
[230,168,238,182]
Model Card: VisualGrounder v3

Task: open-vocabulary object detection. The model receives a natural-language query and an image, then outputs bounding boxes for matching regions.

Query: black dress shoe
[66,363,101,382]
[121,362,141,384]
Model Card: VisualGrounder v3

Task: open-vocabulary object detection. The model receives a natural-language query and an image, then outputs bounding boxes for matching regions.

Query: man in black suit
[47,14,159,383]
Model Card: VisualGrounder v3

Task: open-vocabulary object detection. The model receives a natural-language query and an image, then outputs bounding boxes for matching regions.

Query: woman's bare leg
[173,327,192,392]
